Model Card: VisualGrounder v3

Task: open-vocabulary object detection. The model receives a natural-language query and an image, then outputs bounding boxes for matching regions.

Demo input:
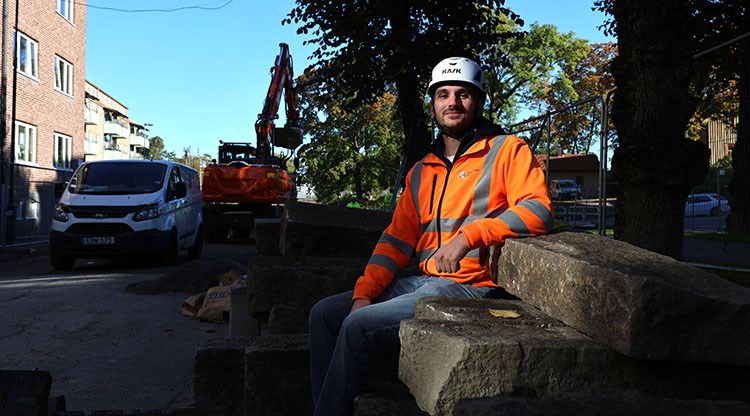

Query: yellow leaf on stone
[488,309,521,319]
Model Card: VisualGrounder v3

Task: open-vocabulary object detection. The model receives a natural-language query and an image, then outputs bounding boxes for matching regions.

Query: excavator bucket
[273,127,303,149]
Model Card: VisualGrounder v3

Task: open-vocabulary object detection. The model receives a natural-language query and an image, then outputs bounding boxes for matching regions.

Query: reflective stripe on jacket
[353,134,554,302]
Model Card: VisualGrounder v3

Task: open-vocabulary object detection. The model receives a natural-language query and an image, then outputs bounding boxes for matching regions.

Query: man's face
[430,84,479,134]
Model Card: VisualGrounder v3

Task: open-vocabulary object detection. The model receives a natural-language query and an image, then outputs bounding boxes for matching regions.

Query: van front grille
[66,223,133,235]
[68,205,134,219]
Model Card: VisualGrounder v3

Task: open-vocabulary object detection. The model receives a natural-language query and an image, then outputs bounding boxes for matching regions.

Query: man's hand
[350,298,372,313]
[433,233,470,274]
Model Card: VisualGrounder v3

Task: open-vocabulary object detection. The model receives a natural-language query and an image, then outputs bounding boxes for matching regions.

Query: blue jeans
[309,276,493,416]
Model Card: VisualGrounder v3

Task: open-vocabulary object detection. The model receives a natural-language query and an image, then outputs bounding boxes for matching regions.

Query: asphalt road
[0,240,255,413]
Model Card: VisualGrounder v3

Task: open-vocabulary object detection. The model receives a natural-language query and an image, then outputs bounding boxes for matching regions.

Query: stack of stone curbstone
[399,231,750,416]
[195,202,419,416]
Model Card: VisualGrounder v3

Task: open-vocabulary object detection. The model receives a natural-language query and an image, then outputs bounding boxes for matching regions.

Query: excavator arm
[254,43,302,164]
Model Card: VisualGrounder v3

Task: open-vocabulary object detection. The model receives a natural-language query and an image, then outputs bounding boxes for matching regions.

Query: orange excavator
[202,43,302,240]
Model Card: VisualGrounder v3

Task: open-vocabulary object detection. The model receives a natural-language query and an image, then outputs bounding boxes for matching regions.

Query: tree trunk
[610,0,710,259]
[395,72,432,170]
[387,2,432,172]
[727,49,750,234]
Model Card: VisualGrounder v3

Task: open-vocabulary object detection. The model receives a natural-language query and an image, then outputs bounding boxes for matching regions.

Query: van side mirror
[54,182,67,199]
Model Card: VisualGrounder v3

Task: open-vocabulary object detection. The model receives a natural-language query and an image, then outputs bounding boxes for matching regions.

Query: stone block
[0,370,53,416]
[194,338,250,416]
[399,297,624,416]
[246,255,369,320]
[279,201,392,257]
[399,297,750,416]
[453,389,750,416]
[268,304,309,334]
[246,255,421,321]
[254,218,282,256]
[354,396,428,416]
[492,231,750,365]
[244,334,312,416]
[230,286,259,337]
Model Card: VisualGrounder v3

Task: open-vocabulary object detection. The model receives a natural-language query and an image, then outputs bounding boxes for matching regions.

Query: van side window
[179,166,199,195]
[168,166,183,200]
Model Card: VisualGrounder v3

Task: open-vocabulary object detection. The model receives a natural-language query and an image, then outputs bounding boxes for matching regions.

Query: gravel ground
[0,240,254,413]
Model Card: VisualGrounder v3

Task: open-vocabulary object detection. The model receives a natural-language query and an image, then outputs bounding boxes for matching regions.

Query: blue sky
[85,0,614,159]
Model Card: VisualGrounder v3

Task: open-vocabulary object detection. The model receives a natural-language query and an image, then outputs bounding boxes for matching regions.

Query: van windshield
[68,162,167,195]
[558,180,578,188]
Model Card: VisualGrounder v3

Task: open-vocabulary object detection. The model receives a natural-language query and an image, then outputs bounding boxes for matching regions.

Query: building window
[15,31,38,79]
[54,133,73,169]
[56,0,73,23]
[15,121,37,163]
[17,193,40,221]
[54,55,73,96]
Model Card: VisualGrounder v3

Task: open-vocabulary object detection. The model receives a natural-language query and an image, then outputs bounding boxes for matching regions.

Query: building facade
[1,0,86,243]
[702,117,737,166]
[84,81,150,162]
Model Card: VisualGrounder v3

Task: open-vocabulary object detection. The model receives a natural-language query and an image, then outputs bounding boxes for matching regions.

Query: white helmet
[427,57,485,97]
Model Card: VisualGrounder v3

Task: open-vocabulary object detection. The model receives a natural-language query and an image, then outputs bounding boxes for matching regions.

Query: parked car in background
[549,179,580,200]
[684,193,731,217]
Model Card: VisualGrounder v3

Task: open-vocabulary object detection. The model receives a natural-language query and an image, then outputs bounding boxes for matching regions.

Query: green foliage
[147,136,166,160]
[485,22,591,126]
[486,23,615,155]
[541,42,618,154]
[296,79,402,208]
[284,0,524,167]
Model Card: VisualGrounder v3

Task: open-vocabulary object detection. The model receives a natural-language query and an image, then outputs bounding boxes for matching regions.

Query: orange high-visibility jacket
[353,133,554,302]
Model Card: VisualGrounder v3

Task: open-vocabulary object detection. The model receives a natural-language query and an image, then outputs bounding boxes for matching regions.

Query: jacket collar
[428,117,506,164]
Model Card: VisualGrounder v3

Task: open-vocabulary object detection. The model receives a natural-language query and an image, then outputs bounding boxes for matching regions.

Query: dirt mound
[126,259,245,294]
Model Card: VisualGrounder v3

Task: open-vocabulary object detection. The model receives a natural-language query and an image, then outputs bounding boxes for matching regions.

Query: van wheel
[188,227,204,260]
[158,232,179,266]
[50,251,75,270]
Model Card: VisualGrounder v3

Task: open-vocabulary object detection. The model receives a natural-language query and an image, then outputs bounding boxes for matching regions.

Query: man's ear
[429,102,436,119]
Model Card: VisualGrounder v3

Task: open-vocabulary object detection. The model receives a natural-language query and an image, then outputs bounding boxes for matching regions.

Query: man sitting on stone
[309,56,554,416]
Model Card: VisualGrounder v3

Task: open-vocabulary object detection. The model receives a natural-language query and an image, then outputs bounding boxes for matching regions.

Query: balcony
[85,107,100,125]
[84,140,100,155]
[103,148,127,160]
[103,120,129,138]
[129,132,149,148]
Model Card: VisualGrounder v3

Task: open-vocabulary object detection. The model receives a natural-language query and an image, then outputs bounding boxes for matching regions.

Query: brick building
[1,0,86,243]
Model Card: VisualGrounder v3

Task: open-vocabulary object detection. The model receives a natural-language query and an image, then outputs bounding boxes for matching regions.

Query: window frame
[54,55,73,96]
[56,0,74,23]
[16,194,40,221]
[15,31,38,79]
[15,121,37,164]
[54,132,73,170]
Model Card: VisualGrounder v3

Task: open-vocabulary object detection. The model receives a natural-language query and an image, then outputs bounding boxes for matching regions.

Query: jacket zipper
[435,164,452,247]
[429,175,437,214]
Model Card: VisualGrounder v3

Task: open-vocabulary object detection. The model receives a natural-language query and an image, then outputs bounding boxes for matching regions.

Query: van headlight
[53,204,69,222]
[134,204,160,221]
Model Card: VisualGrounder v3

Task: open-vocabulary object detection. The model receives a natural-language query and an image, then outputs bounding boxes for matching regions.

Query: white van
[49,160,204,270]
[549,179,581,201]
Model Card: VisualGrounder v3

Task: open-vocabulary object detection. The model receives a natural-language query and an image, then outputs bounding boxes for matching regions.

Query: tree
[284,0,523,171]
[484,23,590,129]
[539,42,617,155]
[147,136,166,160]
[678,1,749,234]
[597,0,710,259]
[296,77,402,207]
[595,0,750,256]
